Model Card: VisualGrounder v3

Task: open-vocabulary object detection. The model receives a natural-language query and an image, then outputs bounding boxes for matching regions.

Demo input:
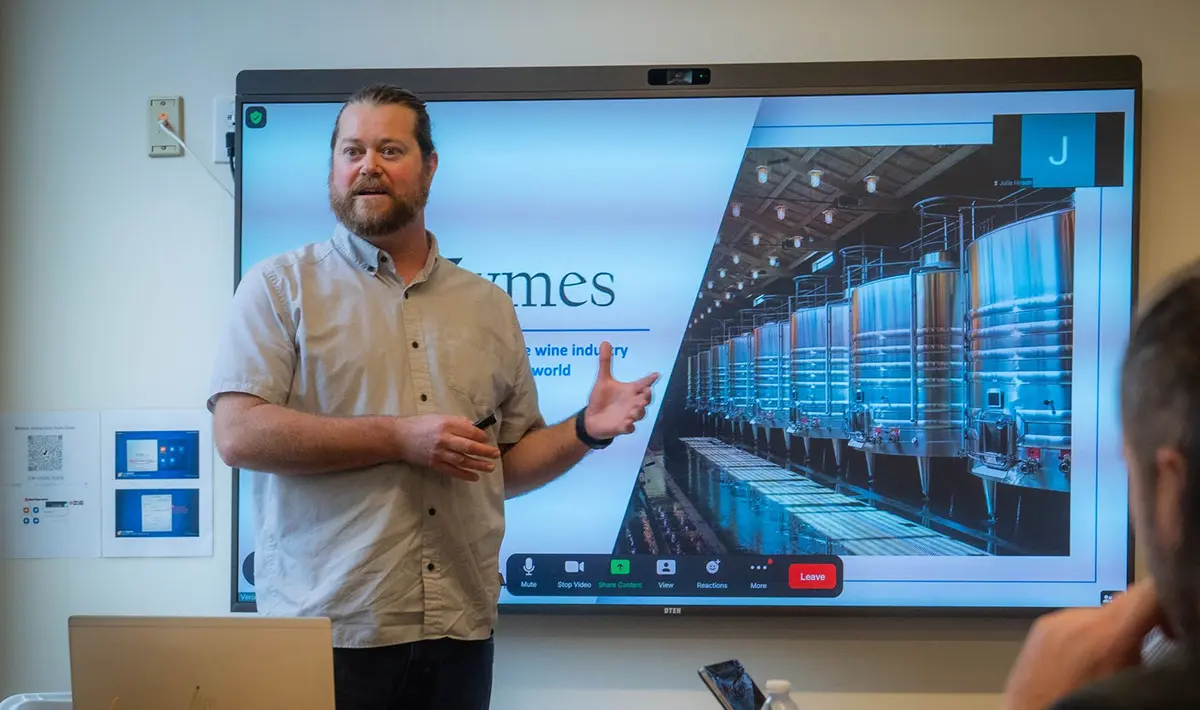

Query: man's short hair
[1120,262,1200,484]
[329,83,435,160]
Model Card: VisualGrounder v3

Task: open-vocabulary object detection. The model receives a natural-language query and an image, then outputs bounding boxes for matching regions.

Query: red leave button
[788,563,837,590]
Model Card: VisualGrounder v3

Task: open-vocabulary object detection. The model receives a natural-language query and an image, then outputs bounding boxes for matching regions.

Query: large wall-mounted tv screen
[231,57,1140,615]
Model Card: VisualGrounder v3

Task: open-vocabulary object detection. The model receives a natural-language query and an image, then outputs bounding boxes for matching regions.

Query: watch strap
[574,408,613,449]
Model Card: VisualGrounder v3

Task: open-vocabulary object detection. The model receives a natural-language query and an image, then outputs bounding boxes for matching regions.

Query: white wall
[2,0,1197,707]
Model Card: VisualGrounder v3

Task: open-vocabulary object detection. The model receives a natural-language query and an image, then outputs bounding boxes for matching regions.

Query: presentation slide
[234,85,1135,611]
[114,489,199,538]
[114,430,200,480]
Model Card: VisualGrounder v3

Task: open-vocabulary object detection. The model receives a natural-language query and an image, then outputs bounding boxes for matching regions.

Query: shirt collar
[333,223,443,283]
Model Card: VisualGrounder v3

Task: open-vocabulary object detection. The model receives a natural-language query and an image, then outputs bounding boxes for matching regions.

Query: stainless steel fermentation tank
[687,353,698,410]
[697,349,712,413]
[787,300,851,468]
[710,341,731,417]
[752,319,791,430]
[729,333,756,422]
[965,207,1075,517]
[848,251,966,500]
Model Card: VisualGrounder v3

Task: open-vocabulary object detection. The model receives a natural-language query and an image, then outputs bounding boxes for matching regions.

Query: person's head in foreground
[1003,259,1200,709]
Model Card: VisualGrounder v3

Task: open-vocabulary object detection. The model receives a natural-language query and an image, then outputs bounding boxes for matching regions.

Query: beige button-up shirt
[208,225,544,648]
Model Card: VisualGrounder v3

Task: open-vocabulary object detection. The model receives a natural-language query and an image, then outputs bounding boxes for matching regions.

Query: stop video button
[788,563,838,590]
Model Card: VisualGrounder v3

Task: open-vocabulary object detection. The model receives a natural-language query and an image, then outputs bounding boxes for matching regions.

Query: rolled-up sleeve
[497,305,545,445]
[207,263,297,411]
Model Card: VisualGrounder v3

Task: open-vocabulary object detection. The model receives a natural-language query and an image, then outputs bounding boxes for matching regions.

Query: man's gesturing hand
[584,341,659,439]
[395,415,501,482]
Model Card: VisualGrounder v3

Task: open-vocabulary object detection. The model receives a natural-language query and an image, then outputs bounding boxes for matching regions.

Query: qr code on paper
[27,434,63,472]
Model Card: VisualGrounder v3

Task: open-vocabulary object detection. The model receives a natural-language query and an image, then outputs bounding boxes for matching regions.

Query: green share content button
[598,580,644,590]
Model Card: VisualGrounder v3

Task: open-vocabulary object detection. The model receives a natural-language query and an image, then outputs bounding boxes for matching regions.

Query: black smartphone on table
[698,658,766,710]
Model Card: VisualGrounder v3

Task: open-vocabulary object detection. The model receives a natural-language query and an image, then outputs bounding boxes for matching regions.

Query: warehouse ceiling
[693,143,980,324]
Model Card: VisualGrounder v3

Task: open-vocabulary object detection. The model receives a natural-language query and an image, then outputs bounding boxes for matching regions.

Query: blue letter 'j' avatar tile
[1021,113,1096,188]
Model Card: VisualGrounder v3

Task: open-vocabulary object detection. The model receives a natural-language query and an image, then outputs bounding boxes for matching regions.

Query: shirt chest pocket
[441,328,508,418]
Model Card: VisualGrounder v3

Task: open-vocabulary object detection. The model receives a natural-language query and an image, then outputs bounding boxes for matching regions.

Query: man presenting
[208,83,658,709]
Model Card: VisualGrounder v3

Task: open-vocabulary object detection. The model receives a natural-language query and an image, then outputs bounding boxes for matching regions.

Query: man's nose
[359,152,383,175]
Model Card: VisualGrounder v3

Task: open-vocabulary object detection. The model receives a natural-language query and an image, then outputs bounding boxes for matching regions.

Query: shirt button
[404,291,410,299]
[427,562,435,572]
[411,341,419,349]
[420,394,428,402]
[429,507,437,516]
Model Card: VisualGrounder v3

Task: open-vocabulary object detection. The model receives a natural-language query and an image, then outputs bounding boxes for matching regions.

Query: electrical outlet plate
[148,95,184,158]
[212,95,236,163]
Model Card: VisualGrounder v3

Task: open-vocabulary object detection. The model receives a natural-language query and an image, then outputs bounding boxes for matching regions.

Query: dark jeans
[333,635,494,710]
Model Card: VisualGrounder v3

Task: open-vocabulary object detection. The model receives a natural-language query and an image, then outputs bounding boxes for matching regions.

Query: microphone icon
[523,557,535,576]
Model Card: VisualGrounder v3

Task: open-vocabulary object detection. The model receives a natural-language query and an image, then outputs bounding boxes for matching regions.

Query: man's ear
[1154,447,1188,553]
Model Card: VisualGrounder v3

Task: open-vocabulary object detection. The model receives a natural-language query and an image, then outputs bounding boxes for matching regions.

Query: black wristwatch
[574,408,613,450]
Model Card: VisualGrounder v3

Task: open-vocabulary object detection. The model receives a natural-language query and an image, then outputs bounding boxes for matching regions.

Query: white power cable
[157,119,234,199]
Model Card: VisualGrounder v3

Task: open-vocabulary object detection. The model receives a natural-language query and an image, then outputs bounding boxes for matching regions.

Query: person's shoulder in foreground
[1049,660,1200,710]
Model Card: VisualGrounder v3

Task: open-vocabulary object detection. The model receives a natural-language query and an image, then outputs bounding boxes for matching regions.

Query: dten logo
[448,257,615,308]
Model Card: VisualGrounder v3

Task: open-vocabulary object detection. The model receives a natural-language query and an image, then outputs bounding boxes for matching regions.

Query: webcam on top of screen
[647,68,712,86]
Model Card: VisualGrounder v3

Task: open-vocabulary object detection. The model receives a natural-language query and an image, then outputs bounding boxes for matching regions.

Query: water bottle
[761,679,799,709]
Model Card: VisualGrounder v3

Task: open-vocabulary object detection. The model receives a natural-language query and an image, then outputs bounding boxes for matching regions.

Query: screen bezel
[229,55,1142,616]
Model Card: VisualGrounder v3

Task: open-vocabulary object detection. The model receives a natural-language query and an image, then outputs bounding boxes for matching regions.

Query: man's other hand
[395,415,501,482]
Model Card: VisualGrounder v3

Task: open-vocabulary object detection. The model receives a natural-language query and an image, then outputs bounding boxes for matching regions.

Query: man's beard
[1138,478,1200,654]
[1149,541,1199,649]
[329,171,430,239]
